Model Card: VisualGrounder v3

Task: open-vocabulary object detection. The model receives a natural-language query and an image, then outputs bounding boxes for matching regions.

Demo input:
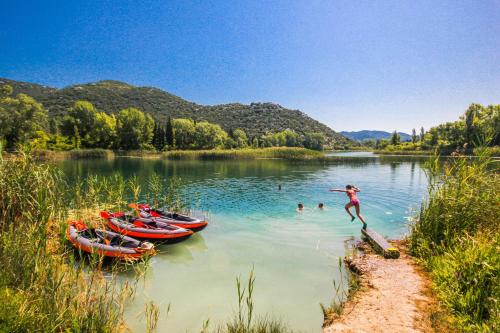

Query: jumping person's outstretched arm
[329,189,346,192]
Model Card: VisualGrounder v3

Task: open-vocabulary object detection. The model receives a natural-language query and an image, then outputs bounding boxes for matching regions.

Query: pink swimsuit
[347,190,360,206]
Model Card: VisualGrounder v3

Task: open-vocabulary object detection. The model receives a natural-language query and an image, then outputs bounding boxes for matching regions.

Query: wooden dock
[361,227,400,259]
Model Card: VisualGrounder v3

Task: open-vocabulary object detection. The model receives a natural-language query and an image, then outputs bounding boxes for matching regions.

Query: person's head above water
[346,185,353,190]
[298,203,304,210]
[318,203,324,209]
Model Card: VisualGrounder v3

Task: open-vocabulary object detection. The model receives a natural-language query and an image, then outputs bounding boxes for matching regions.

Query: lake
[57,155,428,332]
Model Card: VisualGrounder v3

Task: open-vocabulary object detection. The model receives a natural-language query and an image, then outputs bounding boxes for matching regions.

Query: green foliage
[381,104,499,154]
[303,132,326,151]
[410,150,499,331]
[412,128,417,143]
[390,130,400,145]
[116,107,154,150]
[232,128,249,148]
[172,118,196,149]
[194,121,228,149]
[0,87,48,148]
[165,117,174,147]
[1,78,352,147]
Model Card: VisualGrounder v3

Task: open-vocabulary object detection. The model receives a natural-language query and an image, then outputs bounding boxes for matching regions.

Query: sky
[1,0,499,133]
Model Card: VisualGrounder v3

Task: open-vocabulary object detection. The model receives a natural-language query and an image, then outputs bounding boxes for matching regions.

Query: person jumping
[330,185,367,229]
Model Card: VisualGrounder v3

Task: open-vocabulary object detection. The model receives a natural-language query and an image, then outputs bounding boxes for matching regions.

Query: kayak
[67,220,155,260]
[134,203,208,232]
[100,212,193,242]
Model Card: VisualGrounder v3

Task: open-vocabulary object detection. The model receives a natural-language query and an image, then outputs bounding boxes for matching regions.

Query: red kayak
[133,203,208,232]
[100,212,193,242]
[67,220,155,260]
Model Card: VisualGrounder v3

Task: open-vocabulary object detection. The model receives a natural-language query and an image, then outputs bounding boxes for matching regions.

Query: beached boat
[67,220,155,259]
[100,211,193,241]
[133,203,208,232]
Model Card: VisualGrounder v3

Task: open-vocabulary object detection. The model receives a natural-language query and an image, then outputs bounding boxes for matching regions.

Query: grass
[32,148,115,160]
[163,147,325,160]
[409,147,499,332]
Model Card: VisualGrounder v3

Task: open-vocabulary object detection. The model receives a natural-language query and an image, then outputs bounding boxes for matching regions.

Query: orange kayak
[67,220,155,260]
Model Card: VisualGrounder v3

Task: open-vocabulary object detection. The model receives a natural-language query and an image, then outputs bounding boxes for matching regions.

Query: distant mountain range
[0,78,353,146]
[340,130,412,142]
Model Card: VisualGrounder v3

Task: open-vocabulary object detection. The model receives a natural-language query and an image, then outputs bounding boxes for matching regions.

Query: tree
[412,128,417,144]
[172,118,195,149]
[420,127,425,142]
[464,104,481,146]
[232,128,248,148]
[165,117,174,148]
[391,131,400,145]
[152,122,166,151]
[73,125,81,149]
[283,129,300,147]
[116,108,153,150]
[87,112,117,148]
[0,88,48,148]
[194,121,228,149]
[60,101,98,146]
[303,132,325,151]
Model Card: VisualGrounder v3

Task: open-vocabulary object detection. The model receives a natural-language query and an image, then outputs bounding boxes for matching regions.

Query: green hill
[0,78,352,146]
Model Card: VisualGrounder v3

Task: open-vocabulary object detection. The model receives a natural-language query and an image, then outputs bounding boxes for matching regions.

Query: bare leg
[345,202,355,221]
[354,204,366,226]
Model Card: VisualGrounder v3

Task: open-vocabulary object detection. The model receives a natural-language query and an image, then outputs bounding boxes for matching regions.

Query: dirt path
[323,241,436,333]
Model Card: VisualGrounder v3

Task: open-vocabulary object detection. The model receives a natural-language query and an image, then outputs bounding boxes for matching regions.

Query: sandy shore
[323,241,438,333]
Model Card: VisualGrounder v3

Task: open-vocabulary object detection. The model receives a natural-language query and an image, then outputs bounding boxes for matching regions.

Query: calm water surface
[58,156,428,332]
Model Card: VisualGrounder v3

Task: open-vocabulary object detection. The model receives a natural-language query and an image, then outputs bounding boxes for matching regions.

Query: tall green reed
[410,148,499,332]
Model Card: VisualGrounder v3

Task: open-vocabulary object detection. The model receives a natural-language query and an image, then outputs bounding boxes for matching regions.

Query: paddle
[99,211,111,219]
[128,203,141,217]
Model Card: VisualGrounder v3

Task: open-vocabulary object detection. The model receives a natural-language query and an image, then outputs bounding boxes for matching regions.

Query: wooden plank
[361,227,400,259]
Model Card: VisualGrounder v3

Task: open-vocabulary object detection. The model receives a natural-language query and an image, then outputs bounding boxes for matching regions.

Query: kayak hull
[103,213,194,242]
[67,221,155,260]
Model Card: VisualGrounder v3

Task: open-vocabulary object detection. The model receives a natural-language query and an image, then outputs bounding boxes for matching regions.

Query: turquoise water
[58,156,428,332]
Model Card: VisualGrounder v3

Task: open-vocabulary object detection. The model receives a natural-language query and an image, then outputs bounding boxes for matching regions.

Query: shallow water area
[58,155,427,332]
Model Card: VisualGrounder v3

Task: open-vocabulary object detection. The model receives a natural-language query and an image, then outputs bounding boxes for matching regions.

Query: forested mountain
[340,130,411,142]
[0,78,351,146]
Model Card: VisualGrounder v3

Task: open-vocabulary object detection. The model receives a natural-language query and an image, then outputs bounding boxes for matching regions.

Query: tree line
[361,104,499,151]
[0,84,326,151]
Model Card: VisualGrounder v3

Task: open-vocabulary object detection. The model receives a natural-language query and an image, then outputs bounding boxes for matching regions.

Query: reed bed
[163,147,325,160]
[410,148,499,332]
[32,148,115,161]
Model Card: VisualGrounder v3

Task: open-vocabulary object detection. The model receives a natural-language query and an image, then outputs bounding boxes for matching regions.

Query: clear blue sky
[1,0,499,133]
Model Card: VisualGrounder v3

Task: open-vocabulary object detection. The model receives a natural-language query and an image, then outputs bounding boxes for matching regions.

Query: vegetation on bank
[410,149,499,332]
[164,147,325,160]
[0,83,329,152]
[0,149,133,331]
[362,104,500,154]
[0,78,352,148]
